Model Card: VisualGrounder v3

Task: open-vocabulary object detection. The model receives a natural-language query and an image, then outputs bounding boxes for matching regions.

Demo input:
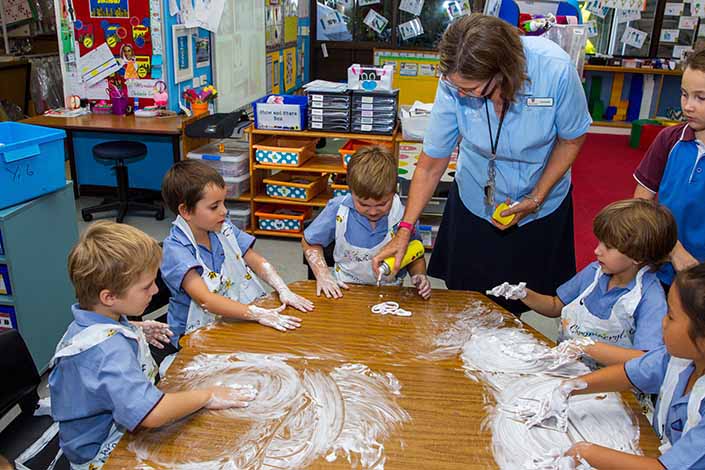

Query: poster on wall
[90,0,129,18]
[172,24,194,83]
[195,36,211,67]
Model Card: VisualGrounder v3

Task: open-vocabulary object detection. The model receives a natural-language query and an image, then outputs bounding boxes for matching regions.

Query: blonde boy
[49,222,255,468]
[303,146,431,299]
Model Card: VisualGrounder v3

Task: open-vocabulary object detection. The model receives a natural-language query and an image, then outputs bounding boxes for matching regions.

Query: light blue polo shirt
[48,305,164,464]
[556,261,666,350]
[625,347,705,469]
[423,36,592,225]
[161,220,255,346]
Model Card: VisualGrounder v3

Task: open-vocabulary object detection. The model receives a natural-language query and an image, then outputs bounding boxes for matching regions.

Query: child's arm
[522,289,565,318]
[141,385,256,428]
[566,442,665,470]
[182,269,302,331]
[407,257,431,300]
[583,342,646,366]
[243,249,314,312]
[302,237,348,298]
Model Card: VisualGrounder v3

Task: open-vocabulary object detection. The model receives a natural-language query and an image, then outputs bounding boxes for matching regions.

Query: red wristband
[398,221,415,234]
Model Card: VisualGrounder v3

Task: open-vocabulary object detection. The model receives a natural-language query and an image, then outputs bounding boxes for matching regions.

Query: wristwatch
[398,221,415,235]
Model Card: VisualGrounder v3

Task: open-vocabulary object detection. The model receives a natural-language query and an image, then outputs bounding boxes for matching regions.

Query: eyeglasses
[441,74,497,98]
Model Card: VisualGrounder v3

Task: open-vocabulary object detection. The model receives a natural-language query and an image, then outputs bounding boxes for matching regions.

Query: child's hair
[674,263,705,349]
[161,160,225,215]
[68,221,161,307]
[592,198,677,268]
[347,146,397,200]
[683,46,705,72]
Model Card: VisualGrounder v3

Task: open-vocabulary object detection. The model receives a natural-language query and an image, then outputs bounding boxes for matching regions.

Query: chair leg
[116,162,129,204]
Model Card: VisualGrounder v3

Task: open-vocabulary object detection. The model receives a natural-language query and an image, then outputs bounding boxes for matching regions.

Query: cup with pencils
[183,85,217,115]
[106,74,129,115]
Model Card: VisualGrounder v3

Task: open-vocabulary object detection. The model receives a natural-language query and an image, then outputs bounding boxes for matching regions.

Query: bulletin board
[373,49,440,106]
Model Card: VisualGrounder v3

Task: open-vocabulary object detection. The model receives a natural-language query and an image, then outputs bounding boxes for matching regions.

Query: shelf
[226,192,250,202]
[252,229,303,239]
[253,188,335,207]
[249,125,398,142]
[0,295,15,306]
[584,65,682,76]
[254,154,346,173]
[591,121,633,129]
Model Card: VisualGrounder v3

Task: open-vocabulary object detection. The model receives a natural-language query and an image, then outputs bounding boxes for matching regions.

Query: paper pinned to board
[673,45,694,59]
[621,26,648,48]
[664,2,684,15]
[398,18,424,40]
[586,20,598,37]
[660,28,680,42]
[679,16,698,29]
[126,79,157,98]
[616,9,641,22]
[363,9,389,34]
[584,0,609,18]
[78,43,121,86]
[399,0,424,16]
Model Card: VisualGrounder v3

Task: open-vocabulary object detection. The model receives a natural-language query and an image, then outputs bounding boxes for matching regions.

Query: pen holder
[191,102,209,116]
[111,96,129,115]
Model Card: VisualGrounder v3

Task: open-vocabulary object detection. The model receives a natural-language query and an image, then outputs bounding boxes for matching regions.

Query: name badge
[527,97,554,107]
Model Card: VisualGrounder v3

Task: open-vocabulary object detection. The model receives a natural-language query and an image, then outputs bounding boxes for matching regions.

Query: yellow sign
[374,49,440,106]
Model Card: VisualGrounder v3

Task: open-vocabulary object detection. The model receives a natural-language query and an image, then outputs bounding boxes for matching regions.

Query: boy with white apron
[302,147,432,299]
[27,222,255,470]
[160,160,314,357]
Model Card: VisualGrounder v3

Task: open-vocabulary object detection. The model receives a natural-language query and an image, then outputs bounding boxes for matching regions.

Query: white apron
[174,216,266,335]
[655,356,705,453]
[16,322,157,470]
[558,266,649,348]
[333,195,404,286]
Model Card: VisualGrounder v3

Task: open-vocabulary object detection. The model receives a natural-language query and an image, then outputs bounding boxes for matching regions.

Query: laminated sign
[347,64,394,91]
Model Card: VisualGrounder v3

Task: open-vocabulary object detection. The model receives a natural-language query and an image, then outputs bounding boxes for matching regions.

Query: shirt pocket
[511,104,558,160]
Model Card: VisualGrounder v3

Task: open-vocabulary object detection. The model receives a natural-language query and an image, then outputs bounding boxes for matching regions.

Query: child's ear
[99,289,117,307]
[177,203,191,220]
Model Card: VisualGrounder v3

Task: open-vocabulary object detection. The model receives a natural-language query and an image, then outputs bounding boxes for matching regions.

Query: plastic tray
[224,174,250,199]
[339,139,394,167]
[253,136,318,167]
[255,205,312,233]
[263,173,328,201]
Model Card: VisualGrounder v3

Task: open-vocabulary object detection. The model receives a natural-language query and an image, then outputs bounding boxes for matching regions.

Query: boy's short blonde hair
[162,160,225,215]
[68,221,161,307]
[593,199,677,268]
[346,146,397,200]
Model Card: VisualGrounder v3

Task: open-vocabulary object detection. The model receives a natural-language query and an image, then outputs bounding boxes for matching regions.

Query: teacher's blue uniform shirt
[423,36,592,225]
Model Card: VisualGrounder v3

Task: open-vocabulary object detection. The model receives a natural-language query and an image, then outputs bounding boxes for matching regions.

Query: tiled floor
[74,196,560,341]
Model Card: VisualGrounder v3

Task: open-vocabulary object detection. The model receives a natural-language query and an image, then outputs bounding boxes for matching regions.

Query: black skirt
[428,182,576,315]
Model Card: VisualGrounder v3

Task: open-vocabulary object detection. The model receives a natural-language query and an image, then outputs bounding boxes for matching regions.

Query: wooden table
[105,282,660,469]
[21,114,189,197]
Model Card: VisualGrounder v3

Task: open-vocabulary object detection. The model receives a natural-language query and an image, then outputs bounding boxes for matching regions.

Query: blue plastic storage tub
[0,305,17,330]
[0,264,10,296]
[0,122,66,210]
[253,95,307,131]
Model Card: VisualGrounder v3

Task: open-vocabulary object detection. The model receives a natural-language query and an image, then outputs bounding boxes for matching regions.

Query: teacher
[373,14,592,314]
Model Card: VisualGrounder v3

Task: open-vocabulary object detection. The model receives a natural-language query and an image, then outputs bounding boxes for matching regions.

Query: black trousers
[428,182,577,315]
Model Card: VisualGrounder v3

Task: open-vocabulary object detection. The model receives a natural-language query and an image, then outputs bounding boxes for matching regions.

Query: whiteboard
[214,0,266,112]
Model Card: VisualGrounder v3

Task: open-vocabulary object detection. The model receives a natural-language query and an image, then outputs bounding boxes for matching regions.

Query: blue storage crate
[0,264,10,296]
[253,95,308,131]
[0,122,66,210]
[0,305,17,330]
[0,229,4,255]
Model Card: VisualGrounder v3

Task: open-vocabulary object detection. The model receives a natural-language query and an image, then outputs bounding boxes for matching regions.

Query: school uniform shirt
[556,261,666,350]
[161,220,255,346]
[48,305,164,464]
[423,35,592,226]
[303,195,422,249]
[634,123,705,285]
[625,346,705,469]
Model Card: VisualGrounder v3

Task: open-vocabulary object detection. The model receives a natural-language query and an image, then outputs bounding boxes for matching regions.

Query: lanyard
[483,98,509,207]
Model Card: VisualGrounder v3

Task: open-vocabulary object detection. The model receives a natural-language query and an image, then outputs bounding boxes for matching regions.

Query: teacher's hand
[372,228,412,278]
[491,198,535,230]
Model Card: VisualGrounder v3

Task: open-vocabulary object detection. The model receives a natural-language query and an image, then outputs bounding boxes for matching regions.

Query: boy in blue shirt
[161,160,313,348]
[49,221,255,469]
[488,199,677,365]
[551,263,705,469]
[302,146,431,299]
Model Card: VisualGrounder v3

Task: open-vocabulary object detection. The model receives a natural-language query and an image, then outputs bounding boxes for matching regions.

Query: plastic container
[0,264,11,296]
[187,141,250,177]
[0,305,17,330]
[0,122,67,210]
[263,173,328,201]
[254,136,318,167]
[253,95,308,131]
[255,205,312,233]
[226,202,251,230]
[223,174,250,199]
[399,105,430,141]
[339,139,394,167]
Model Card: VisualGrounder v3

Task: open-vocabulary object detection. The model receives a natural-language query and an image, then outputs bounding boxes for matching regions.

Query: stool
[81,141,165,223]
